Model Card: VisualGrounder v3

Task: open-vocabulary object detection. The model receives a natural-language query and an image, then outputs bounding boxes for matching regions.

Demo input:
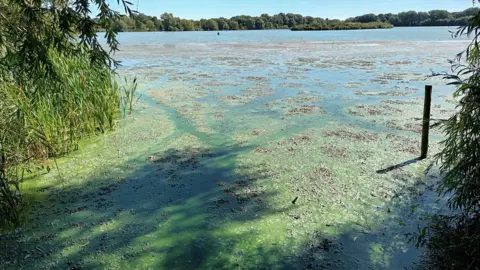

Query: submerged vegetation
[111,8,478,32]
[0,0,134,227]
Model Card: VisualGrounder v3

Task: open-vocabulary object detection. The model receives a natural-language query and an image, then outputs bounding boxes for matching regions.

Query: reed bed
[0,50,136,227]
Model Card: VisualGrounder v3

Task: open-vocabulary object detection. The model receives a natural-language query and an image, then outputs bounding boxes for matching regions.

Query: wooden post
[420,85,432,159]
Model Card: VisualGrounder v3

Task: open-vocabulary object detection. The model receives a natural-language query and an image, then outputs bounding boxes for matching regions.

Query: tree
[416,12,430,25]
[112,20,127,32]
[354,13,378,23]
[161,13,182,31]
[429,9,450,22]
[123,16,136,31]
[216,18,230,30]
[0,0,134,226]
[0,0,134,71]
[272,14,285,27]
[397,11,419,26]
[205,19,219,31]
[229,20,240,30]
[418,5,480,269]
[255,18,266,29]
[109,8,479,33]
[152,16,163,30]
[145,20,156,31]
[388,14,400,25]
[246,18,256,29]
[182,20,195,31]
[135,20,146,31]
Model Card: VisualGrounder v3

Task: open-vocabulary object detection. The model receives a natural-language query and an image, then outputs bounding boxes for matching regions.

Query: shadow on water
[376,157,423,174]
[0,142,430,269]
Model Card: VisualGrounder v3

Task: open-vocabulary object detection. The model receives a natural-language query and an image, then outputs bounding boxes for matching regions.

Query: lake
[109,27,462,268]
[111,27,467,44]
[5,27,464,269]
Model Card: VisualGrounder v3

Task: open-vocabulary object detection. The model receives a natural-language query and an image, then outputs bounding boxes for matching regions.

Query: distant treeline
[110,8,479,32]
[292,21,392,31]
[347,8,478,26]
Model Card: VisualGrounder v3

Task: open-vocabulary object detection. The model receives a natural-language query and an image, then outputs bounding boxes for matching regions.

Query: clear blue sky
[109,0,474,20]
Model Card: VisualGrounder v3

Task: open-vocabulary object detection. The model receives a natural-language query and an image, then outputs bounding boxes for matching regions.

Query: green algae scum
[0,30,464,269]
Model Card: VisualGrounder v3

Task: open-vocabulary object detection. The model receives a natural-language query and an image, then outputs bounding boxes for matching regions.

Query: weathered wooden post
[420,85,432,159]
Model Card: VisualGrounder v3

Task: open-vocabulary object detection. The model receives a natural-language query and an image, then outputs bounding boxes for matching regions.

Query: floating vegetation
[282,75,309,80]
[381,60,413,66]
[2,37,461,270]
[198,80,238,87]
[344,82,367,89]
[283,96,321,103]
[386,134,421,155]
[381,99,420,105]
[168,75,197,82]
[196,73,216,79]
[321,145,348,158]
[387,121,423,134]
[336,60,376,68]
[323,128,379,142]
[264,101,281,107]
[252,129,265,136]
[369,79,389,84]
[348,104,404,117]
[245,76,270,83]
[290,134,312,143]
[286,105,327,116]
[218,94,255,106]
[297,57,318,63]
[149,88,209,105]
[297,90,311,95]
[355,90,413,96]
[280,82,307,88]
[254,147,272,154]
[240,87,273,97]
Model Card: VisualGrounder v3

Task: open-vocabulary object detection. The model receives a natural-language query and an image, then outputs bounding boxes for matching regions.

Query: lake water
[109,27,461,268]
[3,28,464,269]
[111,27,467,45]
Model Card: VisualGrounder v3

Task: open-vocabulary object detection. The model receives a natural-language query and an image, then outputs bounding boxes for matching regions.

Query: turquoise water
[108,27,467,45]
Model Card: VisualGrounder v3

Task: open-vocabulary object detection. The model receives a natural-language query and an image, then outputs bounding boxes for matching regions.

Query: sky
[108,0,474,20]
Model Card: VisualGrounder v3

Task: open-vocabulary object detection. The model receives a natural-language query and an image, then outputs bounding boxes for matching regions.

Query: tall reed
[0,49,135,227]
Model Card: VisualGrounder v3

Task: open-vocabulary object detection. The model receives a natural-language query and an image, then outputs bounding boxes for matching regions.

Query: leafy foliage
[0,0,134,227]
[421,214,480,269]
[348,8,479,27]
[0,0,134,73]
[419,5,480,269]
[434,11,480,213]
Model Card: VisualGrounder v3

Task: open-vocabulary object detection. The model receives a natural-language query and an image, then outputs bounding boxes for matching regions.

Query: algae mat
[0,40,460,269]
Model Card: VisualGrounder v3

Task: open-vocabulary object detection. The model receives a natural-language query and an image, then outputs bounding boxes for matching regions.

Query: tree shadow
[0,142,434,269]
[1,143,289,268]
